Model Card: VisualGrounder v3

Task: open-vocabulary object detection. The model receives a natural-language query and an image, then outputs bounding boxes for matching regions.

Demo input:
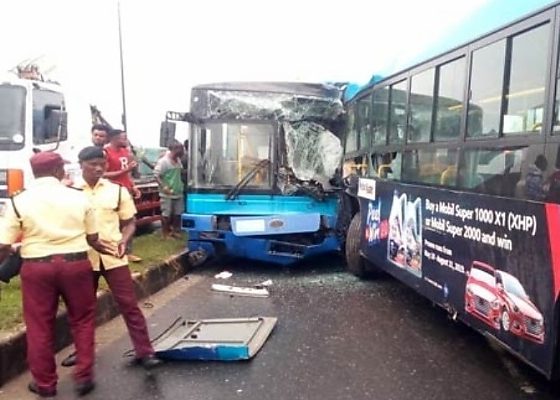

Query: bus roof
[352,0,557,100]
[192,81,341,99]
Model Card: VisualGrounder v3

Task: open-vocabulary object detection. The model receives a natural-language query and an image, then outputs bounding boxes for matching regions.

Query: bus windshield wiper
[225,159,271,201]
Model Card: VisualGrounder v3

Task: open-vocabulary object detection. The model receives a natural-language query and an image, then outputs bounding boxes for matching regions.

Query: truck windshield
[0,85,26,150]
[192,122,273,189]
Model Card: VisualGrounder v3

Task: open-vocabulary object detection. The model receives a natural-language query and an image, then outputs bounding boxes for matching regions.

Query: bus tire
[345,213,370,278]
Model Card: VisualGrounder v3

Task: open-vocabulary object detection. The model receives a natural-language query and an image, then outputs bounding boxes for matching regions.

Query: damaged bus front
[163,82,345,265]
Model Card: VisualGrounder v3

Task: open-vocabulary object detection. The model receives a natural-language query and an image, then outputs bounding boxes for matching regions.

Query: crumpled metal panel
[283,121,343,184]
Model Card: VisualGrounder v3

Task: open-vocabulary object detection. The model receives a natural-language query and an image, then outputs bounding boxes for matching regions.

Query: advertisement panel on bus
[357,178,557,376]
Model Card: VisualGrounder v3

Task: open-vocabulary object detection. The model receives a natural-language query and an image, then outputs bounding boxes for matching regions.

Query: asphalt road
[1,257,558,400]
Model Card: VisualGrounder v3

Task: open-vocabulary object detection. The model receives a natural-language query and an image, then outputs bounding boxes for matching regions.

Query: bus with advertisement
[342,1,560,379]
[161,82,345,265]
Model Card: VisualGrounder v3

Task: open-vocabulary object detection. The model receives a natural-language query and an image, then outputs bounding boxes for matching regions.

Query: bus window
[403,148,457,186]
[503,23,550,135]
[389,80,407,145]
[345,106,358,152]
[372,87,389,145]
[458,147,525,197]
[467,40,506,138]
[343,155,369,178]
[33,88,67,144]
[357,95,372,150]
[408,68,434,143]
[553,76,560,133]
[545,144,560,202]
[434,57,465,141]
[193,122,272,188]
[372,152,402,181]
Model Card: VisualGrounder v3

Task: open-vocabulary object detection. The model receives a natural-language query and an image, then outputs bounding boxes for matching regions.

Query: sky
[0,0,554,147]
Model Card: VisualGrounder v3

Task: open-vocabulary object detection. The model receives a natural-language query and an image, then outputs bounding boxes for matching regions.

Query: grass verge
[0,232,186,332]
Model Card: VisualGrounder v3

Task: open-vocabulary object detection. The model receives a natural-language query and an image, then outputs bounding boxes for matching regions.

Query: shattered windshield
[192,122,273,189]
[191,87,344,122]
[284,121,343,187]
[0,85,26,150]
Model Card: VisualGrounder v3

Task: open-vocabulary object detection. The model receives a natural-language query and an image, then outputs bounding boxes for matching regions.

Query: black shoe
[28,381,57,397]
[61,351,78,367]
[75,380,95,397]
[129,354,163,370]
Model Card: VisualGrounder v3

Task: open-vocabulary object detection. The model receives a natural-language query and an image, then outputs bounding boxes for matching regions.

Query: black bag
[0,196,23,283]
[0,252,22,283]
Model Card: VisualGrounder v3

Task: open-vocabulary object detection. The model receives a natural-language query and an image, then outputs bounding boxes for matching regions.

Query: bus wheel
[345,213,370,278]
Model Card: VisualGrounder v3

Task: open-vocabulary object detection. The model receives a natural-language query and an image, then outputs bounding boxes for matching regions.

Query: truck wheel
[345,213,369,278]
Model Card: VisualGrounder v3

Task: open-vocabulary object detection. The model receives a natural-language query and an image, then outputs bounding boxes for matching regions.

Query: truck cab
[0,71,90,215]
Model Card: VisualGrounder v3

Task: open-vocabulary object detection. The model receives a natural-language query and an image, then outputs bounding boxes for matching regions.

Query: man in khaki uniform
[63,146,160,369]
[0,152,112,397]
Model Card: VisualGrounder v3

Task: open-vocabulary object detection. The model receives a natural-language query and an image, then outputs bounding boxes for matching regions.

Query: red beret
[29,152,66,174]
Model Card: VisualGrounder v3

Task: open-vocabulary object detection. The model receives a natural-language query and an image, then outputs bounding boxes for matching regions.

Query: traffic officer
[0,152,112,397]
[70,146,161,369]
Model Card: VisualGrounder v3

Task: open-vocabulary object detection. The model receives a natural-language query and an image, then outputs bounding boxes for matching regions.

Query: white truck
[0,69,91,215]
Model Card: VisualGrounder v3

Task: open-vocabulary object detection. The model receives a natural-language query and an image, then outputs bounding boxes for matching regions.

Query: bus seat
[440,166,457,186]
[378,164,392,179]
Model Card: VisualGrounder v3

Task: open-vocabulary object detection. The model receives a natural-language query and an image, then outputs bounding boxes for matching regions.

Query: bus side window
[345,107,358,153]
[543,143,560,203]
[374,152,401,181]
[403,148,457,187]
[458,147,525,198]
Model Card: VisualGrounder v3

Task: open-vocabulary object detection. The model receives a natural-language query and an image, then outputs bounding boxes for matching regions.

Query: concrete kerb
[0,250,194,387]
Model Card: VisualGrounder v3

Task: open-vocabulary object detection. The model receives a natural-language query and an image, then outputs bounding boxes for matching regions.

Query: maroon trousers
[21,257,95,392]
[94,264,154,358]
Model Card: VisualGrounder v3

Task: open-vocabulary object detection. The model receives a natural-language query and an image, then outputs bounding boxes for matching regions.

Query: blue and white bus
[163,82,345,265]
[342,1,560,380]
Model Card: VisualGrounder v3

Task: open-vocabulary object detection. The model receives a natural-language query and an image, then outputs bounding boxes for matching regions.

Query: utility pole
[118,0,127,131]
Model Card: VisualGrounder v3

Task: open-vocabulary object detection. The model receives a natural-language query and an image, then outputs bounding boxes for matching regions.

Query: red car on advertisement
[465,261,544,344]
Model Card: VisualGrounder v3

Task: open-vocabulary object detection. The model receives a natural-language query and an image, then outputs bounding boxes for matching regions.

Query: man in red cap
[0,151,113,397]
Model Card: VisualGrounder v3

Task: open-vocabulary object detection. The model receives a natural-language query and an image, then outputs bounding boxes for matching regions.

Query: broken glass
[191,87,344,123]
[283,121,343,187]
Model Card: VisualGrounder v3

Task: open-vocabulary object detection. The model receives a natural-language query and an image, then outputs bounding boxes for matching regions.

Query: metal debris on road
[214,271,233,279]
[211,283,269,297]
[153,317,278,361]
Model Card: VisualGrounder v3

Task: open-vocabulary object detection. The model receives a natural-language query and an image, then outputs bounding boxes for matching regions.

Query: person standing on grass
[61,146,161,370]
[104,128,142,262]
[0,152,113,397]
[154,141,185,238]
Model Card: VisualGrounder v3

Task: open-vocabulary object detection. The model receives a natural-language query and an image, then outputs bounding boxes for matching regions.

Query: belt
[24,252,88,263]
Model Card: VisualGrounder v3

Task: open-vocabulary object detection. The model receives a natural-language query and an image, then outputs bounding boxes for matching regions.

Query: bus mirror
[182,112,199,123]
[160,121,176,147]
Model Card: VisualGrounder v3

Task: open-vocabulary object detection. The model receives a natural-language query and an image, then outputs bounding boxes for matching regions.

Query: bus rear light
[7,169,24,195]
